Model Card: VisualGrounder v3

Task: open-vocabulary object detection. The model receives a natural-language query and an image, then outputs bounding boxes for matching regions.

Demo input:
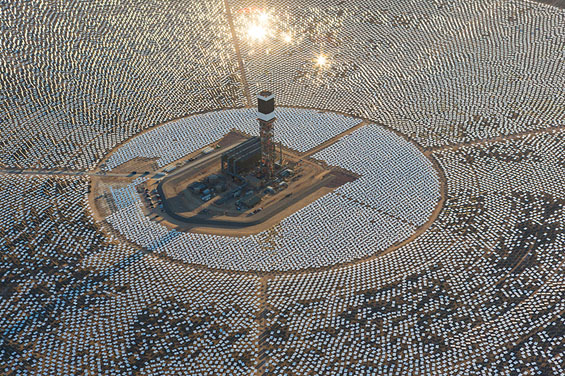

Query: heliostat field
[1,0,564,375]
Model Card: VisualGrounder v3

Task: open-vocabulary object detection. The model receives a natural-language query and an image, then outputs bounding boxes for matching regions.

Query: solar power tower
[257,90,277,178]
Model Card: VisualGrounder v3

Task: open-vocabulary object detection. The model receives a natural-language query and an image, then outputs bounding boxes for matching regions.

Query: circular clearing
[93,107,442,272]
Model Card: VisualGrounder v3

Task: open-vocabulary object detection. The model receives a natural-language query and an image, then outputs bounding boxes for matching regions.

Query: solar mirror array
[1,0,564,375]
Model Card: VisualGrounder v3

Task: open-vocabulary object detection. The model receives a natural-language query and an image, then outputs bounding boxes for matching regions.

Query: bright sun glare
[316,55,328,66]
[248,24,267,41]
[246,10,272,42]
[258,12,269,23]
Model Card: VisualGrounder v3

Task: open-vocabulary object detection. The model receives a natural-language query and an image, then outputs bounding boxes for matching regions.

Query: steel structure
[221,136,261,176]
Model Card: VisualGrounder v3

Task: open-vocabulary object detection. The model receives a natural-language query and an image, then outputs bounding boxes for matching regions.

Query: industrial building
[220,136,261,176]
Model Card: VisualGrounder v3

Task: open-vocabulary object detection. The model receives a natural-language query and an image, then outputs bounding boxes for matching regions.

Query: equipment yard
[160,145,355,234]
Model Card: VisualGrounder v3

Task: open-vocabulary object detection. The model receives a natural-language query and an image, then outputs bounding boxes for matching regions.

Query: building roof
[241,194,261,208]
